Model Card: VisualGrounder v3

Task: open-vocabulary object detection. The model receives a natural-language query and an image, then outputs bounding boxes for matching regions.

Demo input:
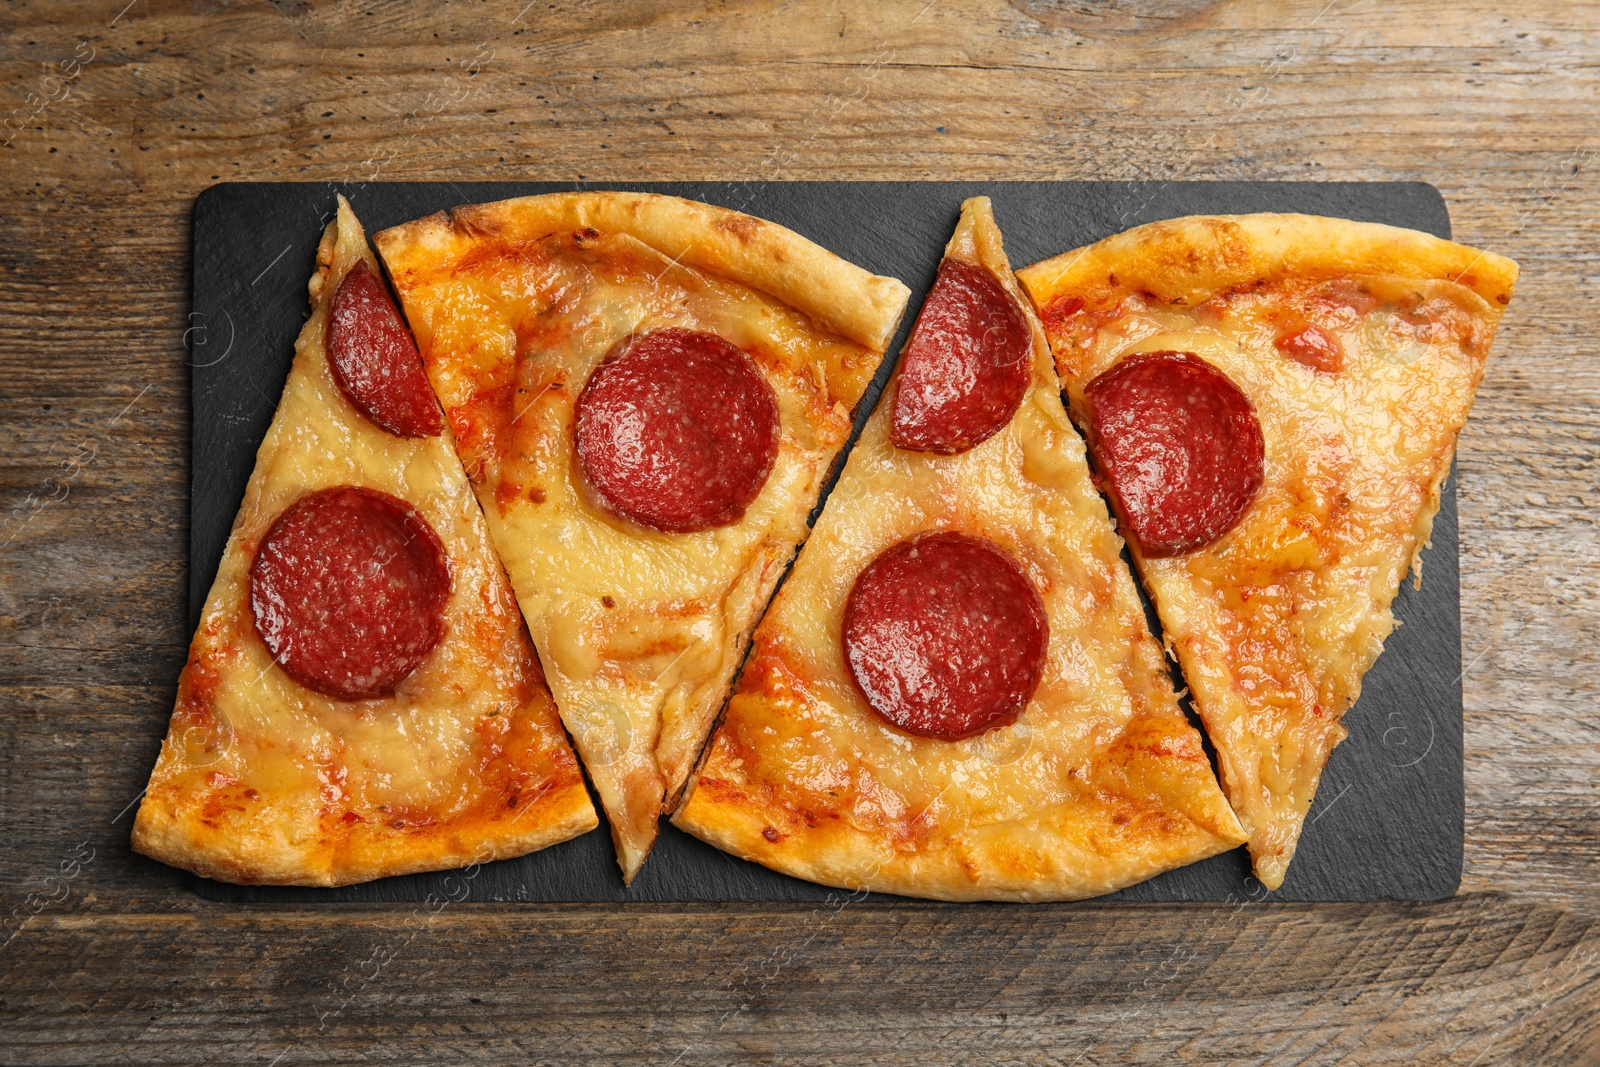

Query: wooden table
[3,1,1596,1062]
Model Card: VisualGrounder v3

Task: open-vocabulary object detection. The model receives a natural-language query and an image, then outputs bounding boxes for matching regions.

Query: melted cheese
[674,199,1245,902]
[377,201,906,882]
[132,199,596,887]
[1020,218,1515,889]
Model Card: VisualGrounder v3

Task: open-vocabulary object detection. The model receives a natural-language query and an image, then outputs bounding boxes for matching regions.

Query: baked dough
[673,198,1246,901]
[133,198,597,886]
[375,192,910,881]
[1017,213,1517,889]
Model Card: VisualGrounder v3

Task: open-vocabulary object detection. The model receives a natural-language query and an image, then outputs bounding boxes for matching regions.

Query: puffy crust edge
[131,772,598,888]
[1015,213,1518,312]
[673,712,1246,903]
[375,191,912,353]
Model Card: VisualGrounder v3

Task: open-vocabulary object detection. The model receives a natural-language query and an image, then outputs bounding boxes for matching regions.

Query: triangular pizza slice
[1017,214,1517,889]
[133,197,597,886]
[673,197,1245,901]
[374,193,910,881]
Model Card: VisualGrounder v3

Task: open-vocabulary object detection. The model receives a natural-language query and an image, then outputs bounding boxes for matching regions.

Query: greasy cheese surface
[376,196,902,881]
[132,200,596,887]
[1018,213,1516,889]
[675,199,1245,902]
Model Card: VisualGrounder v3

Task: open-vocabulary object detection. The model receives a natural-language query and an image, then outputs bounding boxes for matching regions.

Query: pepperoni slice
[575,328,780,533]
[842,532,1048,740]
[1083,351,1265,558]
[891,258,1032,455]
[249,486,452,700]
[327,260,443,438]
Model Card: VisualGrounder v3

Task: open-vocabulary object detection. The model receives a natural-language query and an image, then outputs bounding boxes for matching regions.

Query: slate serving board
[186,181,1463,904]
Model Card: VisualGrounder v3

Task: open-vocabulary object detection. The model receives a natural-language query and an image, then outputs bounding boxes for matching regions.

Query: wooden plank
[2,898,1597,1064]
[2,0,1597,1058]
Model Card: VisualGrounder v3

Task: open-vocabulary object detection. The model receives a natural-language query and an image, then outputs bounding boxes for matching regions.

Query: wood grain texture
[1,0,1597,1061]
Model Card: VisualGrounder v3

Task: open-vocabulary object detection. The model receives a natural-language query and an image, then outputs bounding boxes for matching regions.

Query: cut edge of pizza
[1016,213,1518,889]
[132,196,598,887]
[672,196,1247,902]
[374,192,911,882]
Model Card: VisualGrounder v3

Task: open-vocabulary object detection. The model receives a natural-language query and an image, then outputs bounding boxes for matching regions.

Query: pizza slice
[133,196,597,886]
[1016,214,1517,889]
[672,197,1246,901]
[374,193,910,882]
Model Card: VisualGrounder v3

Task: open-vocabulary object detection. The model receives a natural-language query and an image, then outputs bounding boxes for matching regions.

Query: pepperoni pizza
[673,198,1246,901]
[133,197,597,886]
[1017,214,1517,889]
[374,193,911,881]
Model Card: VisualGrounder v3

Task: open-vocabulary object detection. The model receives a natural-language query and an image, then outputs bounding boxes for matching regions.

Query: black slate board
[186,181,1463,904]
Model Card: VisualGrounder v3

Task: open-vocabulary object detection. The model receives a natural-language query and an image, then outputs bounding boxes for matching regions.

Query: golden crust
[375,193,910,882]
[132,709,598,887]
[1018,213,1517,313]
[1018,213,1517,889]
[378,191,910,352]
[132,197,597,887]
[674,198,1245,901]
[680,654,1247,902]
